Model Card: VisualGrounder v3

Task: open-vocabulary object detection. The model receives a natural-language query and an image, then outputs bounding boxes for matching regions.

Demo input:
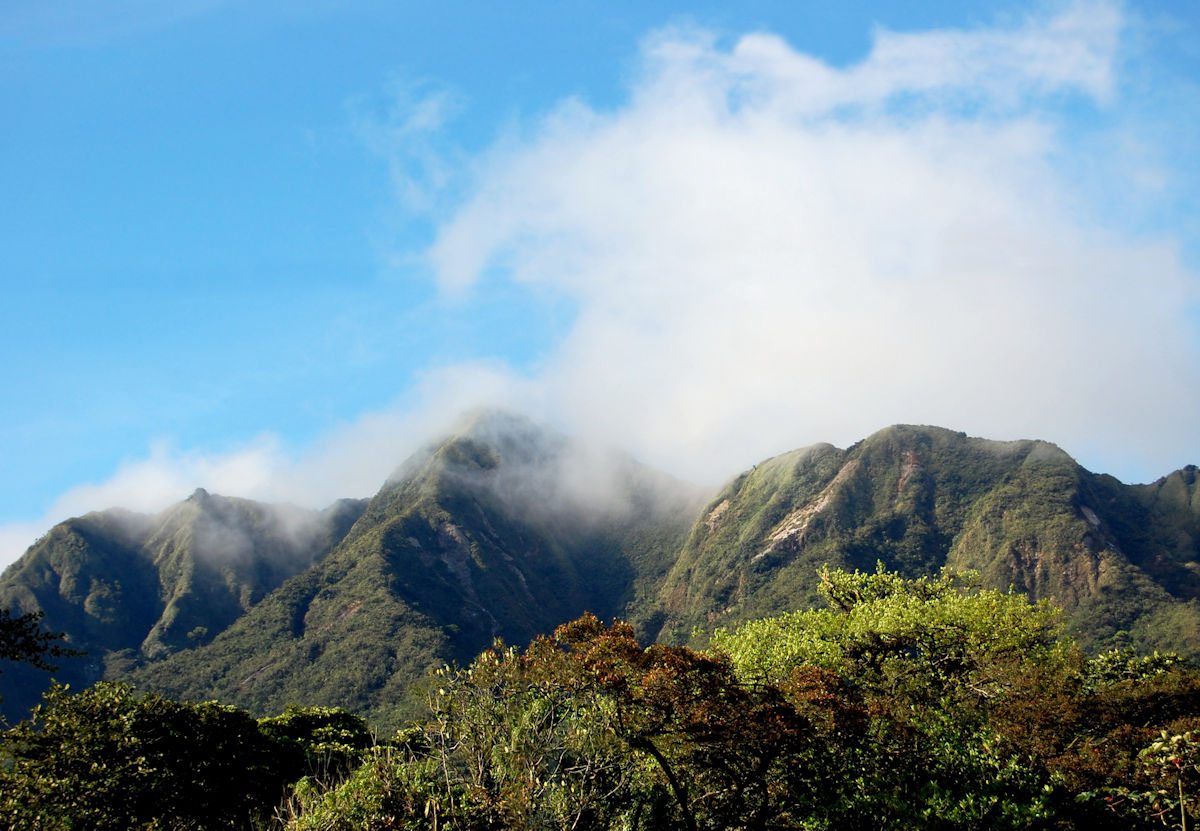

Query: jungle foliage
[0,684,373,831]
[7,569,1190,826]
[273,567,1200,831]
[9,567,1190,829]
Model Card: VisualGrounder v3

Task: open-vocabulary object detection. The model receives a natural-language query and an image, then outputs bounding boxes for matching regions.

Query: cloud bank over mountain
[424,3,1197,480]
[3,2,1197,568]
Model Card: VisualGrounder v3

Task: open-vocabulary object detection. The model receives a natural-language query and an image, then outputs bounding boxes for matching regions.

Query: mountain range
[2,411,1198,728]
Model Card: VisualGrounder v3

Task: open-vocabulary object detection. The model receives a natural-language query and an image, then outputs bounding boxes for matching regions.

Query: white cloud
[0,363,521,567]
[350,79,467,215]
[426,1,1199,481]
[4,1,1198,570]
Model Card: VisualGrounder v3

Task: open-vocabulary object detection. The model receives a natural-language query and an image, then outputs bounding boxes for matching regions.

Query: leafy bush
[259,704,374,783]
[0,682,289,830]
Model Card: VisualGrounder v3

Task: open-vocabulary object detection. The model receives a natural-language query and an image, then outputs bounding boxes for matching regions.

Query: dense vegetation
[3,567,1198,830]
[0,684,374,830]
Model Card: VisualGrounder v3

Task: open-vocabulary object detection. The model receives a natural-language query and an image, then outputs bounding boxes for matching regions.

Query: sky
[2,0,1199,567]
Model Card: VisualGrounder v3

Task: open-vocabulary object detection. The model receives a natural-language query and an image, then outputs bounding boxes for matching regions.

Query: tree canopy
[2,567,1199,830]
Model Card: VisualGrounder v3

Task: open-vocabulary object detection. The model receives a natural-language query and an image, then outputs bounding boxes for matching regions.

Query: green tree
[285,617,832,831]
[0,682,290,830]
[1138,730,1200,830]
[258,704,374,784]
[284,568,1200,831]
[283,640,638,830]
[421,639,638,829]
[553,614,829,831]
[712,565,1070,829]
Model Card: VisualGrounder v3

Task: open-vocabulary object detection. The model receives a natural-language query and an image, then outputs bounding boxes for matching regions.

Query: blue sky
[2,1,1199,565]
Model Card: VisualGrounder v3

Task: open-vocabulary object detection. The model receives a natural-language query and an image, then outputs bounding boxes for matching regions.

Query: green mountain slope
[4,417,1197,728]
[0,493,365,721]
[128,412,706,729]
[653,425,1200,656]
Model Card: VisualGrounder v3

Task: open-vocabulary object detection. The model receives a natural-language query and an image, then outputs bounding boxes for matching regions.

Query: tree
[283,568,1200,831]
[421,639,638,829]
[1138,730,1200,831]
[284,640,638,831]
[0,608,75,674]
[258,704,374,784]
[553,614,828,831]
[711,564,1070,829]
[284,618,832,831]
[0,682,291,830]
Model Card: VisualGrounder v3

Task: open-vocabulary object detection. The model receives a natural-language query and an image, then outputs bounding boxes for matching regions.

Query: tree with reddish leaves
[553,614,831,831]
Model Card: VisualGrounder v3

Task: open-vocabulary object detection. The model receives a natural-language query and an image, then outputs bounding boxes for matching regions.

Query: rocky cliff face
[653,425,1200,656]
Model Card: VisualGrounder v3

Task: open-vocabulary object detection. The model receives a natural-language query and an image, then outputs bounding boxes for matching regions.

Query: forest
[2,567,1198,830]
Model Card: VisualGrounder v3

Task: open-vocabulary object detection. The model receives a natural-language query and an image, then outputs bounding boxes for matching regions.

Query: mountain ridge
[121,415,705,728]
[0,491,367,718]
[652,424,1200,653]
[2,414,1197,728]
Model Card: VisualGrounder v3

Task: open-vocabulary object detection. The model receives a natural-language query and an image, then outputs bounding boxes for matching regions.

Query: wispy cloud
[4,1,1198,568]
[0,363,518,567]
[423,1,1198,482]
[350,79,467,216]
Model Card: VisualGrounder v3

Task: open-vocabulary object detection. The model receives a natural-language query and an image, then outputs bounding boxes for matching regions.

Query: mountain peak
[449,407,540,437]
[384,410,568,487]
[443,409,566,461]
[853,424,1073,467]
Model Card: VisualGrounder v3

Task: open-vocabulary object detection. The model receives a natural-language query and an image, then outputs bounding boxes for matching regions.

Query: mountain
[0,492,365,721]
[125,411,705,728]
[653,425,1200,656]
[2,416,1197,728]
